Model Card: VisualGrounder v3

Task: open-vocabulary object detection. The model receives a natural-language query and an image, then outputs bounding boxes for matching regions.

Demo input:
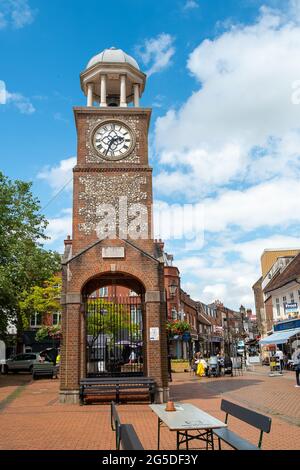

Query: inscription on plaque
[102,247,125,258]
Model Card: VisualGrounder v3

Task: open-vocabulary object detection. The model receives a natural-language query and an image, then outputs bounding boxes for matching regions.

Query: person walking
[190,352,199,376]
[196,353,207,377]
[275,347,284,372]
[292,346,300,388]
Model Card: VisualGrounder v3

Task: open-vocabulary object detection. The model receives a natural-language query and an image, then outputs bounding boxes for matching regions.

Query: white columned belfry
[133,84,140,107]
[100,74,107,107]
[87,83,93,106]
[120,74,127,107]
[80,47,146,109]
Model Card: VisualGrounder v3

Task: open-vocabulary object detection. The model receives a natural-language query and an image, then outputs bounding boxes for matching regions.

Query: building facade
[264,253,300,324]
[253,249,300,337]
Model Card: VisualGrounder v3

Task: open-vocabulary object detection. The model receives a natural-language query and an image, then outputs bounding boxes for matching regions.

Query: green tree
[19,276,62,329]
[0,172,61,338]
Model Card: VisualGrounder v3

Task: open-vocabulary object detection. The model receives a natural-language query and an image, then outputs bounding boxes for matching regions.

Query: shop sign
[284,303,298,314]
[274,318,300,332]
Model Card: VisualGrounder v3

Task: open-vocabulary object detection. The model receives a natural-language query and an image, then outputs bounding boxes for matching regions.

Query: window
[130,305,142,325]
[30,313,42,327]
[298,290,300,296]
[99,287,108,297]
[283,296,286,302]
[52,312,61,326]
[15,354,26,361]
[276,304,280,317]
[276,298,279,304]
[290,293,294,300]
[24,354,37,360]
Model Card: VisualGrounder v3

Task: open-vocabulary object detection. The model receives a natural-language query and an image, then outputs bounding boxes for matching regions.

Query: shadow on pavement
[0,372,32,388]
[170,378,264,400]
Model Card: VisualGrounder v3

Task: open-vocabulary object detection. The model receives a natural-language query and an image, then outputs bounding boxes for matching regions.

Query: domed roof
[86,47,140,70]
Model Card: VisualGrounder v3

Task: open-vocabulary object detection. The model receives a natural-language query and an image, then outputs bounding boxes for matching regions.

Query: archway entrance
[83,272,145,377]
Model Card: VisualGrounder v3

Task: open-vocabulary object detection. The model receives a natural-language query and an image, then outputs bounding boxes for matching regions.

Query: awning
[259,328,300,345]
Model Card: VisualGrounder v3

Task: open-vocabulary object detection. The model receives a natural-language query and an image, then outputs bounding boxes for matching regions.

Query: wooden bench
[79,377,156,405]
[110,402,144,450]
[213,399,272,450]
[111,401,122,450]
[119,424,144,450]
[32,363,58,380]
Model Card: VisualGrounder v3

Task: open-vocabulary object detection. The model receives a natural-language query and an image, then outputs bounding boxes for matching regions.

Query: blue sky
[1,0,300,310]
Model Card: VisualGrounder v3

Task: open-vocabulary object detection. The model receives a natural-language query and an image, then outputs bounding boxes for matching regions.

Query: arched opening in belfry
[82,272,146,378]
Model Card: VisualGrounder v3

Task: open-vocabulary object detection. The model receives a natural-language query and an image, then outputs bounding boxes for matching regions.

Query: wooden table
[149,403,227,450]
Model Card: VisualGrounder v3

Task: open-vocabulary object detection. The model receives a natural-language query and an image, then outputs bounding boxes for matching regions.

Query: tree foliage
[35,325,61,343]
[0,172,61,338]
[19,276,62,329]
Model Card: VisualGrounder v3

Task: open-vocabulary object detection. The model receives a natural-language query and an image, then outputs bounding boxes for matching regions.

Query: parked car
[4,352,51,374]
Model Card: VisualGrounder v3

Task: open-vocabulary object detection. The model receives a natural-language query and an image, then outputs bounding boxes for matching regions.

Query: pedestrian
[196,353,207,377]
[191,352,200,375]
[275,347,284,372]
[190,353,198,375]
[292,346,300,388]
[129,349,136,364]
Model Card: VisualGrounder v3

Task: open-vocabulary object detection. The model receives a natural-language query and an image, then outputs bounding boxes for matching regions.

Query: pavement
[0,366,299,450]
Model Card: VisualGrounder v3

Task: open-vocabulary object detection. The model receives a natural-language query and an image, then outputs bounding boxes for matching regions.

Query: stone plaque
[102,247,125,258]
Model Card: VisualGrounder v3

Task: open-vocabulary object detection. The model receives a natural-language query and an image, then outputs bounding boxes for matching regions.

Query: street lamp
[169,281,177,299]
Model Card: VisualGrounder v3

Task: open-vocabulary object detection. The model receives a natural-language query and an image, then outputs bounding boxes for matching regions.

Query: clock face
[92,121,134,161]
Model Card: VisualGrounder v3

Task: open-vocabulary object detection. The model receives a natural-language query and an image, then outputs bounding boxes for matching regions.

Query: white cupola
[80,47,146,108]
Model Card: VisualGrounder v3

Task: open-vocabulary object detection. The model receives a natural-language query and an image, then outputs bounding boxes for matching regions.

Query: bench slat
[120,424,144,451]
[80,376,156,404]
[221,399,271,433]
[213,428,260,451]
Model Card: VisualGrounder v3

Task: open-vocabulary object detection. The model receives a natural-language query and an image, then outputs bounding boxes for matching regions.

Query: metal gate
[85,295,143,377]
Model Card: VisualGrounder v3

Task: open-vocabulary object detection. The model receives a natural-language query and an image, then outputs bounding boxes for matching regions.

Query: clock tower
[60,47,169,404]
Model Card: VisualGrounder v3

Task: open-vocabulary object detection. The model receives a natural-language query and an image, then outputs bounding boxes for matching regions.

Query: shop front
[259,318,300,367]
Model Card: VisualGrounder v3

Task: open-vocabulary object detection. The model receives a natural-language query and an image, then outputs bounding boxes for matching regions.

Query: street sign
[182,332,191,342]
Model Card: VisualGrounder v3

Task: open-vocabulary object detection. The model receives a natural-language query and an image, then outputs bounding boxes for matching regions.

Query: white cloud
[0,80,6,103]
[0,11,7,28]
[177,254,258,308]
[209,234,300,265]
[0,0,36,29]
[183,0,199,11]
[53,112,69,124]
[203,178,300,232]
[155,3,300,197]
[153,2,300,310]
[5,90,35,114]
[1,81,35,114]
[136,33,175,77]
[176,232,300,309]
[44,209,72,250]
[154,177,300,237]
[37,157,76,193]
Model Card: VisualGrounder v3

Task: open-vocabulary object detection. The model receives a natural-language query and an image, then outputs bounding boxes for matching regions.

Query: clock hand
[105,136,124,155]
[105,136,115,156]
